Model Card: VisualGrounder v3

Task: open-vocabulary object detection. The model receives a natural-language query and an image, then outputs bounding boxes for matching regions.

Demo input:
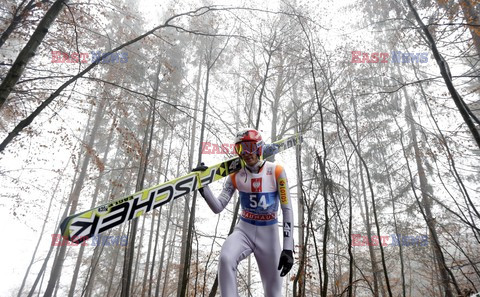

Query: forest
[0,0,479,296]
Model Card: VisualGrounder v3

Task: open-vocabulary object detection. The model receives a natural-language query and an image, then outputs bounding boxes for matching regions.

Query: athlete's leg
[253,224,282,297]
[218,228,253,297]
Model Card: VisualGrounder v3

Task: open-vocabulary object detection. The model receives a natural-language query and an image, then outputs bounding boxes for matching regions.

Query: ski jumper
[201,161,294,297]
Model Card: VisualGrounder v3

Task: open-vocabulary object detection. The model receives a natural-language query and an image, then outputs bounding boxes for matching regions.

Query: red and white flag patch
[251,178,262,192]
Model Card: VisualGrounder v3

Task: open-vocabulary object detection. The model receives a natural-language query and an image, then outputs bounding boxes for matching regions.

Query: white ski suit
[201,160,294,297]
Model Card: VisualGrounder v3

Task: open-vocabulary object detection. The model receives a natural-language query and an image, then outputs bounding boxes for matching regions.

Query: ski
[60,133,303,243]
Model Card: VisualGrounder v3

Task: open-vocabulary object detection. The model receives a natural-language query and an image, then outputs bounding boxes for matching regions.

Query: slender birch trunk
[43,95,106,297]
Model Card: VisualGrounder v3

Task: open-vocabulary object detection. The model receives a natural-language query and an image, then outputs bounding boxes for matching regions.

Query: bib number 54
[249,194,268,209]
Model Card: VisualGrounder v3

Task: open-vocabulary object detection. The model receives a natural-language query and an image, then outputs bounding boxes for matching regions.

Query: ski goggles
[235,141,262,155]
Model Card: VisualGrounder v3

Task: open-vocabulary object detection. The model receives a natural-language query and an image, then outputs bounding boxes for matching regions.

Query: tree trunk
[17,160,68,297]
[121,71,158,296]
[83,138,131,297]
[42,95,106,297]
[178,62,211,297]
[179,34,230,296]
[148,126,168,297]
[0,0,69,108]
[376,128,407,297]
[202,214,221,296]
[345,141,354,297]
[152,128,173,296]
[0,7,210,153]
[410,63,480,237]
[208,65,242,297]
[67,108,116,297]
[292,83,306,296]
[176,59,202,297]
[352,97,381,297]
[406,0,480,149]
[255,35,276,129]
[403,92,460,297]
[459,0,480,56]
[0,0,36,49]
[132,212,147,295]
[326,75,392,297]
[297,16,330,295]
[161,204,181,297]
[141,205,156,297]
[26,130,87,297]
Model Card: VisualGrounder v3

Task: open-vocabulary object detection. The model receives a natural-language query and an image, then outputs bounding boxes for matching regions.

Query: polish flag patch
[251,178,262,192]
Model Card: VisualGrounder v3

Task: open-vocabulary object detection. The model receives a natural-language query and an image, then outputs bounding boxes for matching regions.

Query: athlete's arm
[276,165,295,276]
[199,175,236,214]
[276,165,294,251]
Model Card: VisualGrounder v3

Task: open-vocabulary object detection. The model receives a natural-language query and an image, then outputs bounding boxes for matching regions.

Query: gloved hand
[192,162,208,198]
[192,162,208,172]
[278,250,294,277]
[263,143,279,157]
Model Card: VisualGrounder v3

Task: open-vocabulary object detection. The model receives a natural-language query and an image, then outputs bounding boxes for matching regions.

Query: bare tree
[42,93,106,297]
[0,0,37,49]
[17,160,70,297]
[121,60,159,296]
[406,0,480,150]
[0,6,225,154]
[0,0,69,108]
[178,29,231,297]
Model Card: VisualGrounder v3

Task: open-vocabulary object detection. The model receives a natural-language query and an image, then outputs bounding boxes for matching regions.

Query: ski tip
[59,216,71,239]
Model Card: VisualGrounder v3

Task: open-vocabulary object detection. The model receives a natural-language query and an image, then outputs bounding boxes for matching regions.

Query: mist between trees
[0,0,479,296]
